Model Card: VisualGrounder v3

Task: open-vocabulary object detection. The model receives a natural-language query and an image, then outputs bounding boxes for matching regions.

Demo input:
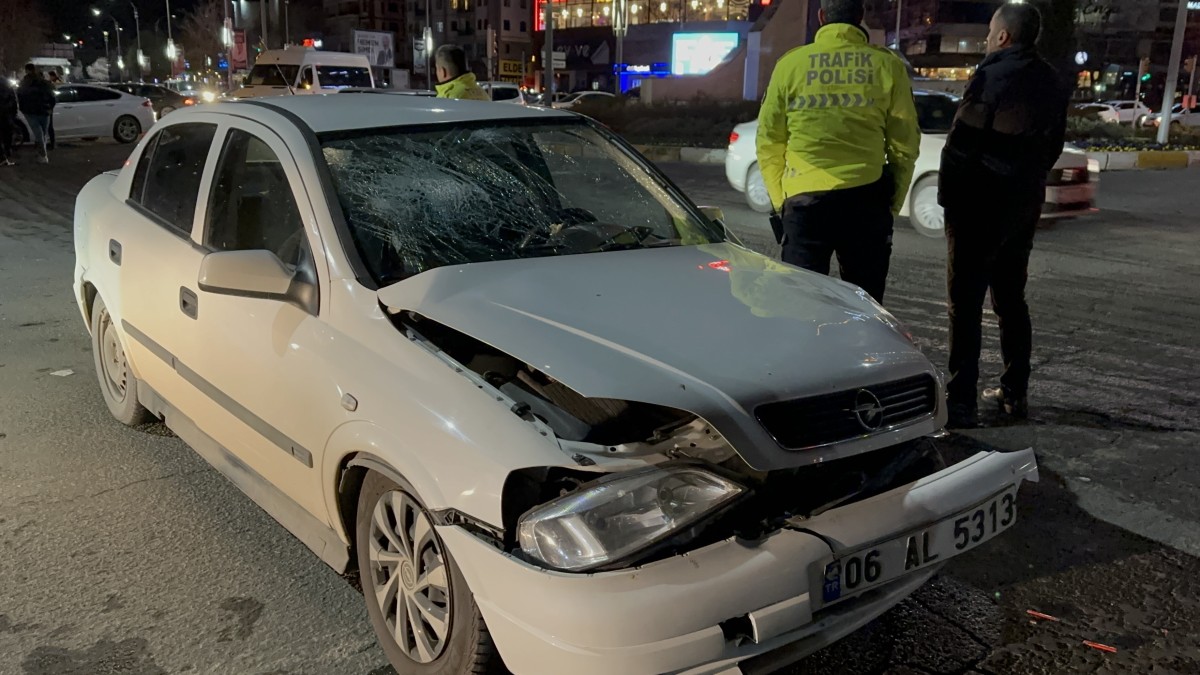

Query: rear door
[114,120,221,411]
[51,86,81,137]
[73,86,125,136]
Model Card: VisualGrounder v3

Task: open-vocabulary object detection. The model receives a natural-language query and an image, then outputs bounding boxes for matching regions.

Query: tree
[0,3,50,76]
[179,0,226,67]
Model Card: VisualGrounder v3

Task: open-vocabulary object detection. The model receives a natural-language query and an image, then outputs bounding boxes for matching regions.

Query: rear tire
[908,175,945,238]
[90,295,153,426]
[744,163,773,213]
[356,470,503,675]
[113,115,141,143]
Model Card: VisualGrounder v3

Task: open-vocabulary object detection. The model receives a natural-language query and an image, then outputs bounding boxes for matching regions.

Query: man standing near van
[17,64,55,164]
[757,0,920,304]
[433,45,489,101]
[940,3,1066,428]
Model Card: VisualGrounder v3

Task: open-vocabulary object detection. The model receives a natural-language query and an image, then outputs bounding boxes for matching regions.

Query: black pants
[945,199,1040,408]
[0,116,12,161]
[780,175,894,304]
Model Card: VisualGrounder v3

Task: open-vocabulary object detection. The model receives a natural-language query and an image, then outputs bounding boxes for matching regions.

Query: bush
[573,97,761,148]
[1066,117,1200,151]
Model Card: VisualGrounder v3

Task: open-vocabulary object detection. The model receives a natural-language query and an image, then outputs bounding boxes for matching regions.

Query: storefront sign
[500,60,523,77]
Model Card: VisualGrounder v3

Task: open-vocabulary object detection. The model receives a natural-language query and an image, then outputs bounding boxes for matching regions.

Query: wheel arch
[82,281,99,330]
[904,170,940,217]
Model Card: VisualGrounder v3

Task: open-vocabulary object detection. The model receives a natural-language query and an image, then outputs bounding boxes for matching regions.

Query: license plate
[814,486,1018,609]
[1047,184,1091,204]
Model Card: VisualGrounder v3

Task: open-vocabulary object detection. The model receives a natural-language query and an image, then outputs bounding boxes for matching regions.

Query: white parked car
[553,90,617,109]
[1103,99,1151,124]
[727,90,1098,237]
[1075,102,1120,124]
[74,95,1038,675]
[17,84,155,144]
[1140,102,1200,129]
[480,81,528,105]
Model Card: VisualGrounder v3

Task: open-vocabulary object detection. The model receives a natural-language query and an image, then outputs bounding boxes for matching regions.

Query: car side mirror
[698,205,725,224]
[198,249,299,304]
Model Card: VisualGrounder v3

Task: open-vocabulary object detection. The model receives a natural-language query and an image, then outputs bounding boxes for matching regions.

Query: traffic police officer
[757,0,921,304]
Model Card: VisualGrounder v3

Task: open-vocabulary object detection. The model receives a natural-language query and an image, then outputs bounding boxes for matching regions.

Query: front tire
[744,163,773,213]
[908,174,945,238]
[356,471,502,674]
[113,115,141,143]
[90,295,152,426]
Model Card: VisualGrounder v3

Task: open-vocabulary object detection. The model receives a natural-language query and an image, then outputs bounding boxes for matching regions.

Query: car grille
[1048,167,1090,185]
[755,374,938,450]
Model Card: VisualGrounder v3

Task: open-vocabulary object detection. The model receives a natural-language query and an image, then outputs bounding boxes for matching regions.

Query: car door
[181,121,335,520]
[114,121,220,413]
[72,86,125,136]
[51,86,82,138]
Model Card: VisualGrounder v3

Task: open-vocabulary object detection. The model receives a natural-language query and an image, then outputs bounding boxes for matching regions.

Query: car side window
[132,123,218,234]
[300,66,315,90]
[75,87,122,102]
[55,87,78,104]
[205,129,309,268]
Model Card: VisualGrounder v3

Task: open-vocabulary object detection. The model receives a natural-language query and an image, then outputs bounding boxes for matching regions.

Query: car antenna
[274,63,297,96]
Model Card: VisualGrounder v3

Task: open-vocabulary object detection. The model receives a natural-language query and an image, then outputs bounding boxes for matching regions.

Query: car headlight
[517,466,744,572]
[201,91,216,103]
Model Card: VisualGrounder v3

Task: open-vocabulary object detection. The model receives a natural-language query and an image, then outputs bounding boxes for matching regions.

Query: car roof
[220,93,572,133]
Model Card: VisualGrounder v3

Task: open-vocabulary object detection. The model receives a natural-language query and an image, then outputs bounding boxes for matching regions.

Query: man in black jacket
[939,2,1067,428]
[17,64,56,164]
[0,78,17,166]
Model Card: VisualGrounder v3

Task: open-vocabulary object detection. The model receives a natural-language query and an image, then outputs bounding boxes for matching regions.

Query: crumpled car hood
[378,242,940,470]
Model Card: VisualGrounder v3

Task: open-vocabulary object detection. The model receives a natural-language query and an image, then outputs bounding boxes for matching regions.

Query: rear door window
[75,87,122,102]
[130,123,218,235]
[248,64,300,86]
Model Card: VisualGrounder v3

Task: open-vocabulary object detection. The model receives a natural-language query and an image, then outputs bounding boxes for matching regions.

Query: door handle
[108,239,122,265]
[179,287,198,319]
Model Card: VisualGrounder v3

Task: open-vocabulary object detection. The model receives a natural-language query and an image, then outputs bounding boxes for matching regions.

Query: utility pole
[544,2,554,103]
[1134,56,1148,123]
[893,0,902,50]
[613,0,627,94]
[131,2,143,81]
[260,0,269,49]
[114,21,123,79]
[1187,55,1197,100]
[1157,0,1189,144]
[285,0,291,45]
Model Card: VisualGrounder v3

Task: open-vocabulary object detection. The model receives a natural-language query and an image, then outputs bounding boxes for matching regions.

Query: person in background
[939,2,1067,428]
[45,70,61,150]
[756,0,920,305]
[0,78,17,166]
[17,64,55,164]
[433,45,489,101]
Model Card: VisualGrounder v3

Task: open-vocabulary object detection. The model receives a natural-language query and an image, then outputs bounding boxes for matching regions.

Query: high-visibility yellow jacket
[435,73,489,101]
[756,24,921,214]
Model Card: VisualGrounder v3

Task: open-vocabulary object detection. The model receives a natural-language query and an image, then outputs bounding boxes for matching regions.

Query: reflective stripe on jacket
[435,73,490,101]
[756,24,921,214]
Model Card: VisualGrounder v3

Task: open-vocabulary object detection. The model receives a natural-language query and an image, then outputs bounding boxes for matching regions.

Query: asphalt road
[0,141,1197,675]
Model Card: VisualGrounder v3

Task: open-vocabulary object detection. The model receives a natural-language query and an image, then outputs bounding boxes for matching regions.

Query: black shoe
[983,387,1028,419]
[946,402,979,429]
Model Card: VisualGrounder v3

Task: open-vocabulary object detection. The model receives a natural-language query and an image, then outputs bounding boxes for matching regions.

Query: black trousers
[0,116,12,161]
[945,199,1040,408]
[780,175,895,304]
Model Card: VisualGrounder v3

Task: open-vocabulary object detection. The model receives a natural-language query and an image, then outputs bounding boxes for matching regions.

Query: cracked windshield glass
[320,121,726,285]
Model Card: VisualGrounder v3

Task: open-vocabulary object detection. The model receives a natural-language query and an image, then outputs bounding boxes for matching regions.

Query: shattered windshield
[320,120,724,285]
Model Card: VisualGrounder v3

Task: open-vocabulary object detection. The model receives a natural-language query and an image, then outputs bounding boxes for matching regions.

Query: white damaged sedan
[73,94,1038,674]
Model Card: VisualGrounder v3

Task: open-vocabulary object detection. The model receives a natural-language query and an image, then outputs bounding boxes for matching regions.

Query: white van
[234,47,375,98]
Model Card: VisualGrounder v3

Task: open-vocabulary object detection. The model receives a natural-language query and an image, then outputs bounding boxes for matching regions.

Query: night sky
[39,0,203,45]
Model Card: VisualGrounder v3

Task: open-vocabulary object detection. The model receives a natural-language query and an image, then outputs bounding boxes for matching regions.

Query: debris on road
[1026,609,1060,622]
[49,369,74,377]
[1083,640,1118,654]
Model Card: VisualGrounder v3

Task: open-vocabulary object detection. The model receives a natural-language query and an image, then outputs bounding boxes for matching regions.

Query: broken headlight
[516,466,745,572]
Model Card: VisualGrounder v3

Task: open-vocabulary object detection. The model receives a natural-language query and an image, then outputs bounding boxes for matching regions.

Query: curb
[1085,150,1200,171]
[634,145,728,164]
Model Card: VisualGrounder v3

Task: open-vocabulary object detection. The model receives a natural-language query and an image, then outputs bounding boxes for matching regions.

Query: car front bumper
[440,448,1039,675]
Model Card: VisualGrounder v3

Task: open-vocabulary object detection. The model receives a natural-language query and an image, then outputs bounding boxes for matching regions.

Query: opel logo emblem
[853,389,885,431]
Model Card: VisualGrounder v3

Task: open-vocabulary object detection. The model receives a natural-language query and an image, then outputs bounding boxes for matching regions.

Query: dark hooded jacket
[939,45,1068,210]
[17,74,56,117]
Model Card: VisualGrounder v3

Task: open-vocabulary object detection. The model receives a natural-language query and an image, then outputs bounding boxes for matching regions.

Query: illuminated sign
[1190,1,1200,9]
[672,33,739,76]
[615,62,670,76]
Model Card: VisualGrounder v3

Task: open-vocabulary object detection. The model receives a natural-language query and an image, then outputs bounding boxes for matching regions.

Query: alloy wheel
[117,118,140,142]
[97,307,129,403]
[368,490,452,664]
[911,183,945,236]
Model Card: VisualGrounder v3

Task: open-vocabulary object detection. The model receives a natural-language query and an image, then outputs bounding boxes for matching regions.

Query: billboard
[671,33,739,76]
[354,29,396,67]
[231,29,248,70]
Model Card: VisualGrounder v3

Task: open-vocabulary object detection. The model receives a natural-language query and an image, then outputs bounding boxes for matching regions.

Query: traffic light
[1139,56,1151,81]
